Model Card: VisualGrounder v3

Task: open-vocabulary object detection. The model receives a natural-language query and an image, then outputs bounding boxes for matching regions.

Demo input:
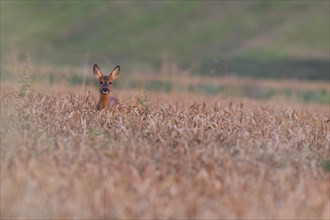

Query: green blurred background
[1,0,329,80]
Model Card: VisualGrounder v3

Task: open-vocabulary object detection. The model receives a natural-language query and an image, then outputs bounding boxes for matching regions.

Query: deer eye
[99,81,103,84]
[109,82,112,84]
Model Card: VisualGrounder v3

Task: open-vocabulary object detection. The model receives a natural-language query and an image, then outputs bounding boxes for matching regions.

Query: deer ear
[109,65,120,80]
[93,64,103,79]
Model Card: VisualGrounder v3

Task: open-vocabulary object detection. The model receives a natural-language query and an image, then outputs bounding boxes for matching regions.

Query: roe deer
[93,64,120,110]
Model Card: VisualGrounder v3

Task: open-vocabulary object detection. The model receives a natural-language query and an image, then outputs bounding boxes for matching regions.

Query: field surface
[1,82,329,219]
[1,1,329,218]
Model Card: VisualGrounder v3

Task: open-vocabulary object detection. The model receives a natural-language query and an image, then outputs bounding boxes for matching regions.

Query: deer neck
[97,93,110,110]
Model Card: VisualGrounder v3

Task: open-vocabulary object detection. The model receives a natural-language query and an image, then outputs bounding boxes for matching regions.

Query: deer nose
[102,88,109,93]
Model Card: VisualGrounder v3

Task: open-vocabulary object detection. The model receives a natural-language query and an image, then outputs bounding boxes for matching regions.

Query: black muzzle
[102,87,109,93]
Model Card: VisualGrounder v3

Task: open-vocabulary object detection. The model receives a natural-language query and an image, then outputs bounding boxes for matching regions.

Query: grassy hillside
[1,1,329,80]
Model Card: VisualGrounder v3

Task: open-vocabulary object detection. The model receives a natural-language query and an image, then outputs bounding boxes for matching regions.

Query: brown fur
[93,64,120,110]
[97,94,120,110]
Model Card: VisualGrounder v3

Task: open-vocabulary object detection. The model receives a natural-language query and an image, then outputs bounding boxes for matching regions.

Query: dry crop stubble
[0,84,329,219]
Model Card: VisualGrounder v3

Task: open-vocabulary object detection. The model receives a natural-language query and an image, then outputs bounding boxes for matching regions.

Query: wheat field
[0,82,329,219]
